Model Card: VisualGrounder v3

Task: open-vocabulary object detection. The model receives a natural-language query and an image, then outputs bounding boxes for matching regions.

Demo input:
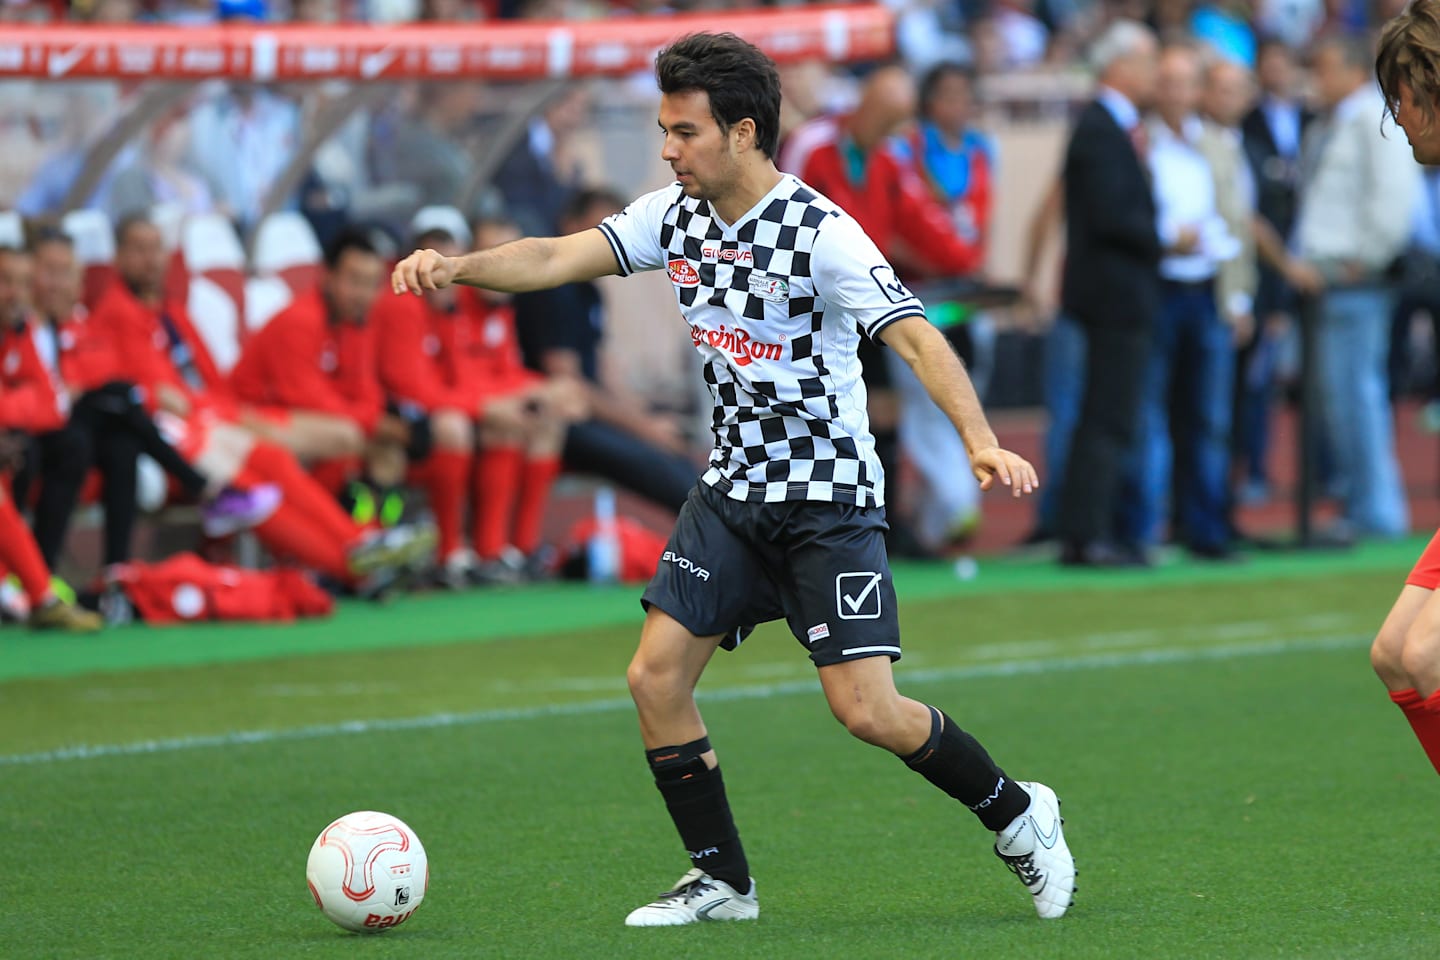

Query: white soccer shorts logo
[835,572,883,619]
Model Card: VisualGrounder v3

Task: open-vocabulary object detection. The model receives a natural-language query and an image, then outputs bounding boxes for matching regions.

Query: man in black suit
[1057,20,1167,566]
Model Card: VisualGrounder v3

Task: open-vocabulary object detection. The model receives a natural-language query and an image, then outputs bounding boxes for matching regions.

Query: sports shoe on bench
[994,780,1075,919]
[201,484,282,538]
[624,868,758,927]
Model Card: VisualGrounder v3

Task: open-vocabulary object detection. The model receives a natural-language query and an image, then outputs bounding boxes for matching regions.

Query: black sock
[902,705,1031,832]
[646,737,750,891]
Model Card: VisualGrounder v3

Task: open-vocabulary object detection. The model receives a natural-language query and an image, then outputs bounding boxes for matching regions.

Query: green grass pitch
[4,541,1437,959]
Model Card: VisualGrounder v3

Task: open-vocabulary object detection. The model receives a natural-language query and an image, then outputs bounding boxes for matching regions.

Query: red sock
[310,455,363,497]
[0,491,51,605]
[473,446,523,560]
[422,450,471,560]
[1391,688,1440,776]
[253,500,352,582]
[239,443,362,545]
[513,455,562,554]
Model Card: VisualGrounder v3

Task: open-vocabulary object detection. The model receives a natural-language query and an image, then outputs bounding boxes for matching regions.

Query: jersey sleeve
[811,215,928,343]
[595,185,678,276]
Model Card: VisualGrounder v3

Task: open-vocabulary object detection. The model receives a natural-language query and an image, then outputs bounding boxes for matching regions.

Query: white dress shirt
[1149,115,1238,282]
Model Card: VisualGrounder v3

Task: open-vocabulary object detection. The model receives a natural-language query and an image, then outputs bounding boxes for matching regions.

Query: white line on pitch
[0,632,1368,768]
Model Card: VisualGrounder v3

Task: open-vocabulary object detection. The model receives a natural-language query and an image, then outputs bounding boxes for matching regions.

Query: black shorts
[641,482,902,667]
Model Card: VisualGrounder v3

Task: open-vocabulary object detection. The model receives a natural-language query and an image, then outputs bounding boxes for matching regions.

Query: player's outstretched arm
[880,315,1038,497]
[391,228,621,296]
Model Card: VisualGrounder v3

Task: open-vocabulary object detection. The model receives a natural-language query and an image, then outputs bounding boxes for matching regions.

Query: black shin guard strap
[903,706,1031,832]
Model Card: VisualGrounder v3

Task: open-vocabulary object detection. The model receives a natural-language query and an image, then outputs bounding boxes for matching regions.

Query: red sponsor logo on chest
[667,259,701,288]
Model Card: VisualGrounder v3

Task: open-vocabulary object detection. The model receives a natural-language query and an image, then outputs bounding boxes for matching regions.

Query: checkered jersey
[598,173,926,507]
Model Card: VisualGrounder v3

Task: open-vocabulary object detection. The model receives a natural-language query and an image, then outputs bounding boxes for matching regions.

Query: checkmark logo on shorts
[836,572,883,620]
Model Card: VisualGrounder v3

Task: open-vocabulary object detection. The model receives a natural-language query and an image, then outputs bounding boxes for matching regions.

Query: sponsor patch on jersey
[747,273,790,303]
[869,265,914,304]
[807,623,831,643]
[668,258,701,288]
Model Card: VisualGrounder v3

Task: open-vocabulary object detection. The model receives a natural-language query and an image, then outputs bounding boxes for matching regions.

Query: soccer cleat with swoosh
[994,781,1075,919]
[623,869,758,926]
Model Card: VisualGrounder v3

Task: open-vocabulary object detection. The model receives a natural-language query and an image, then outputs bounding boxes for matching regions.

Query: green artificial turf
[4,556,1431,958]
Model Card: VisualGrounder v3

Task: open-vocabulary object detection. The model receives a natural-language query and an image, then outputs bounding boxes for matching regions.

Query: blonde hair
[1378,0,1440,124]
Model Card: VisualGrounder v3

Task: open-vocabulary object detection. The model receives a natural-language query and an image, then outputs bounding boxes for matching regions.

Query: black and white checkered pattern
[599,174,926,507]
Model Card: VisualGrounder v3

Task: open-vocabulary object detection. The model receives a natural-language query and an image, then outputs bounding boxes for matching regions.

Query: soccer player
[91,216,423,592]
[392,33,1072,925]
[1369,0,1440,774]
[373,220,582,585]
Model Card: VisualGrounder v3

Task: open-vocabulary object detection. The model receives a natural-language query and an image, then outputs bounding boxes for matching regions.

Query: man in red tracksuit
[781,65,983,280]
[8,231,277,576]
[373,220,584,586]
[229,228,420,508]
[0,247,102,631]
[89,215,423,590]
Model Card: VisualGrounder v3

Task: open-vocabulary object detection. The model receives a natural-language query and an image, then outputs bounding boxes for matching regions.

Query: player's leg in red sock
[0,479,53,606]
[422,411,474,561]
[473,444,523,561]
[239,442,365,545]
[513,454,561,555]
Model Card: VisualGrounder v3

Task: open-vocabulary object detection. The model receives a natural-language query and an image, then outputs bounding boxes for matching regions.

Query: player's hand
[391,248,457,296]
[155,384,191,418]
[970,445,1039,498]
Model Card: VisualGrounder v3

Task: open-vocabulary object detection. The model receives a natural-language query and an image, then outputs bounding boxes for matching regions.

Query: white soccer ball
[306,810,429,934]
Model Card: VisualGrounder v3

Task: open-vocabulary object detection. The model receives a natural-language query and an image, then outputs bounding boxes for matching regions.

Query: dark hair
[561,187,627,225]
[655,32,782,159]
[1378,0,1440,126]
[29,224,73,255]
[324,225,380,270]
[918,61,976,120]
[413,227,457,250]
[113,212,156,249]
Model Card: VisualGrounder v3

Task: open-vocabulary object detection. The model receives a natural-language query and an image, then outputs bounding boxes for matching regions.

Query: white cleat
[994,781,1076,919]
[624,868,759,927]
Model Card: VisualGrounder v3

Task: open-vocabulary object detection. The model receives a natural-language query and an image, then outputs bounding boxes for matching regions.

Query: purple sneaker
[202,484,283,538]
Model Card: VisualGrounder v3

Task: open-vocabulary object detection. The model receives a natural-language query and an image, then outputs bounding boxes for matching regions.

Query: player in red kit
[1370,0,1440,775]
[373,219,584,585]
[89,216,424,591]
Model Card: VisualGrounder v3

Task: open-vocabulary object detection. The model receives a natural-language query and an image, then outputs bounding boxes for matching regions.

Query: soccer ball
[306,810,429,933]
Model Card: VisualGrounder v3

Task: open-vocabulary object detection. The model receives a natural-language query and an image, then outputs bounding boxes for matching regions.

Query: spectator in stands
[782,64,984,554]
[93,215,428,592]
[1392,164,1440,429]
[229,228,424,515]
[376,220,585,586]
[887,61,1000,553]
[512,189,701,513]
[379,82,480,212]
[1056,20,1163,567]
[187,83,301,232]
[26,228,280,571]
[1018,174,1081,546]
[1238,38,1312,506]
[1287,35,1421,541]
[109,108,220,221]
[1126,43,1245,561]
[492,85,591,238]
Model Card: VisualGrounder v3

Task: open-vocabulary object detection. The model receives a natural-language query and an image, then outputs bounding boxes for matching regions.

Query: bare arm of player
[391,228,620,296]
[879,315,1038,497]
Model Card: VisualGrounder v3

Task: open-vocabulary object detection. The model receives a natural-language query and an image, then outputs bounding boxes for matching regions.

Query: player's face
[32,241,79,321]
[326,249,384,325]
[0,251,34,325]
[658,90,742,201]
[116,223,167,297]
[1394,82,1440,165]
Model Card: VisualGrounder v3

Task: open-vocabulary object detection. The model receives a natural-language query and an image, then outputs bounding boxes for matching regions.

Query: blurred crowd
[0,0,1436,631]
